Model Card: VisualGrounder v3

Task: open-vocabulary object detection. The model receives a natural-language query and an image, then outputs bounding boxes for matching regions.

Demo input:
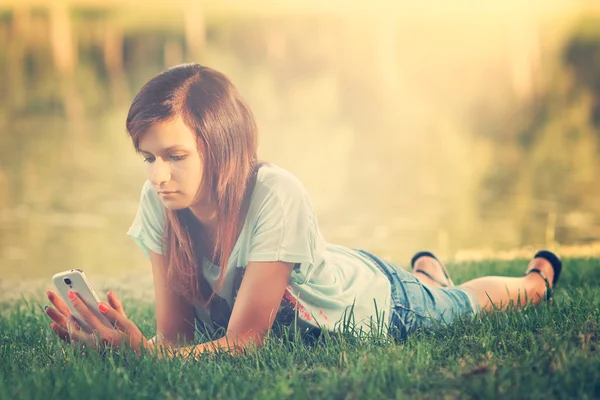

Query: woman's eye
[169,155,186,161]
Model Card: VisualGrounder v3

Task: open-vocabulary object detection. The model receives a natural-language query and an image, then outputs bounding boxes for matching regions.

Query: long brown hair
[126,64,258,306]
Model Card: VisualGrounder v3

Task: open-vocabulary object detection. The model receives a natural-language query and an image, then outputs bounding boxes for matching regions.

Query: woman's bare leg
[411,256,446,288]
[459,257,555,312]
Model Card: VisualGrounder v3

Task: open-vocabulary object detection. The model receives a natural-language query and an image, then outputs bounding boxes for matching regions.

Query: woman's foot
[525,250,562,301]
[411,251,454,288]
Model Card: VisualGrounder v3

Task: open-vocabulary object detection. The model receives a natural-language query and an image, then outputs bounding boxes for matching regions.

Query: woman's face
[137,116,205,210]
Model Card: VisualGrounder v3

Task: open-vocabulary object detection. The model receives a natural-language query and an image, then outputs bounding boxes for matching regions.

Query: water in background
[1,2,599,288]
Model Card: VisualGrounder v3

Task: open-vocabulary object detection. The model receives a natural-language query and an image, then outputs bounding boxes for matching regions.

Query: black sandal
[410,251,454,287]
[525,250,562,301]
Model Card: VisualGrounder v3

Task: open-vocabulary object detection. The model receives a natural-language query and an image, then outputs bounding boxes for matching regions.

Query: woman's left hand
[65,291,149,355]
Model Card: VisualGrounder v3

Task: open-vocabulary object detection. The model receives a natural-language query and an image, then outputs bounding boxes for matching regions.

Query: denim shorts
[357,249,480,340]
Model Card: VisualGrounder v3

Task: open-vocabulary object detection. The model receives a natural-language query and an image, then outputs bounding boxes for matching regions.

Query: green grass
[1,258,599,399]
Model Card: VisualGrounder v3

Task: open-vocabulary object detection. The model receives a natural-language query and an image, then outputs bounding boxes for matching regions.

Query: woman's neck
[189,203,218,233]
[189,203,219,262]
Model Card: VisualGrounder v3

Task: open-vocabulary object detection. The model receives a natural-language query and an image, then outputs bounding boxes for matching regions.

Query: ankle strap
[526,268,550,287]
[414,269,449,287]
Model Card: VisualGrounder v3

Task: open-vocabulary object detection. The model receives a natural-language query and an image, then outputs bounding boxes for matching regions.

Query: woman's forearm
[149,333,263,360]
[147,332,195,349]
[147,335,161,346]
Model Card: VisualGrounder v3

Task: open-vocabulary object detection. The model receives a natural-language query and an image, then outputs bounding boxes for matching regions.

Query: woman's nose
[149,159,171,185]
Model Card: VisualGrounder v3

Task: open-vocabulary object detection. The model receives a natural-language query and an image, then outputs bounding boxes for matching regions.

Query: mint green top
[127,164,391,334]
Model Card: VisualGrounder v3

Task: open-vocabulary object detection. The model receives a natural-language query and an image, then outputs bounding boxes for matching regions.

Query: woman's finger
[45,305,68,328]
[66,314,81,332]
[106,290,127,317]
[50,322,71,343]
[68,291,105,331]
[46,290,72,317]
[44,306,67,330]
[97,301,147,352]
[97,302,136,333]
[66,316,95,348]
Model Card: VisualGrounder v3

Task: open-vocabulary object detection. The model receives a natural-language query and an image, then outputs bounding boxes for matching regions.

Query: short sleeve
[127,181,165,258]
[247,173,316,264]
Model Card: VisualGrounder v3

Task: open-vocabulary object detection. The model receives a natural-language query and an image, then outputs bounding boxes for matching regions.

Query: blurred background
[1,0,600,291]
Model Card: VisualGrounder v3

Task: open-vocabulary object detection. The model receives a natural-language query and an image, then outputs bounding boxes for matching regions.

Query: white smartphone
[52,269,113,333]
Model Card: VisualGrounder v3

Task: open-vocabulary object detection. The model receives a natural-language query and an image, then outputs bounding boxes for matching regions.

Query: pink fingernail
[68,291,75,300]
[99,302,109,313]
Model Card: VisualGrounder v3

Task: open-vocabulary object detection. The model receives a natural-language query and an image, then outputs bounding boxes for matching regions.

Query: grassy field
[1,258,599,399]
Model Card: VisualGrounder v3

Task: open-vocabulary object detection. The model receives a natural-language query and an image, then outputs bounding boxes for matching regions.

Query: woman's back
[128,163,392,334]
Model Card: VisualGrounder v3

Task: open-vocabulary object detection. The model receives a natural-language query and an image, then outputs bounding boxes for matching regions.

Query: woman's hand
[45,290,124,340]
[45,290,148,354]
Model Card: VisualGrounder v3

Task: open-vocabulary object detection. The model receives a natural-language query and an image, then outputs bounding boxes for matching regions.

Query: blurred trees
[564,18,600,129]
[1,7,600,280]
[479,17,600,248]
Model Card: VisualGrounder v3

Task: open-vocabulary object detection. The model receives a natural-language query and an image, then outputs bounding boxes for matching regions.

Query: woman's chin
[160,199,189,210]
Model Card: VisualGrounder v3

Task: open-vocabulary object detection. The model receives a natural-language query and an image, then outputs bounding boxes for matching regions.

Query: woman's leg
[459,256,555,312]
[411,256,446,288]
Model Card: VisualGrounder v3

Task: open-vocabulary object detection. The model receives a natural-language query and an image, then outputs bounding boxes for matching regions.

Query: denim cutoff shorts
[357,249,480,340]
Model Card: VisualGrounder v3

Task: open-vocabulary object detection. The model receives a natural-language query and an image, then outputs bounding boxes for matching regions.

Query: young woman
[44,64,562,359]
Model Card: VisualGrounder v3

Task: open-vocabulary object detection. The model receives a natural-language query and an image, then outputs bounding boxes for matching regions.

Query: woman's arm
[44,250,195,352]
[155,260,294,359]
[56,258,293,358]
[149,250,196,347]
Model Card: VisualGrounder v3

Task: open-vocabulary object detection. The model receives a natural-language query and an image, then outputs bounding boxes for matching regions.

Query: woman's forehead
[138,117,197,152]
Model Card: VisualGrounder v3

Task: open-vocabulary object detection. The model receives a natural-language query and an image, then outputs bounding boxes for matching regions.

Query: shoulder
[252,164,313,208]
[137,180,165,217]
[245,164,317,228]
[138,180,158,201]
[255,163,309,198]
[127,180,165,256]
